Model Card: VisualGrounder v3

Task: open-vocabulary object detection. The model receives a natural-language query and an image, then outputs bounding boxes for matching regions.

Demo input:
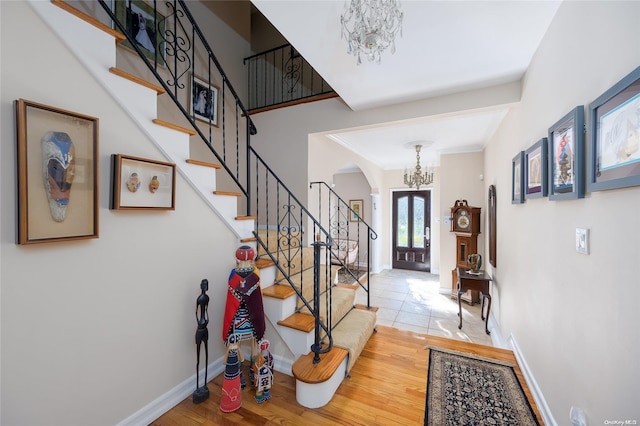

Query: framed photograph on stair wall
[114,0,166,65]
[190,74,219,126]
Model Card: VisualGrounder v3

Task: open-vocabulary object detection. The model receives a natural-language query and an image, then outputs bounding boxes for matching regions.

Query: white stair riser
[263,294,297,323]
[275,325,316,359]
[257,265,276,289]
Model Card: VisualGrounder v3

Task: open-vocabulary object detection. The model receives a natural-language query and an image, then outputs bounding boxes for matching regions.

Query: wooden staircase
[255,237,377,408]
[42,0,377,410]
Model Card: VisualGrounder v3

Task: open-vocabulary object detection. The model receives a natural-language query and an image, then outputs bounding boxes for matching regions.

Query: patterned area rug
[425,348,540,426]
[336,267,366,285]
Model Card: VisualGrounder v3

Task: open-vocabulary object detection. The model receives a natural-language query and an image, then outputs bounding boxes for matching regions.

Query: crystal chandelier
[404,145,434,190]
[340,0,403,65]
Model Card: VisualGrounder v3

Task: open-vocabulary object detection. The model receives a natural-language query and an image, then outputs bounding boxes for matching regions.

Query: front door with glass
[392,190,431,271]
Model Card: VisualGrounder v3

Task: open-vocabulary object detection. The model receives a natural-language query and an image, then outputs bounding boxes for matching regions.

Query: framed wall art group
[14,99,178,245]
[512,64,640,205]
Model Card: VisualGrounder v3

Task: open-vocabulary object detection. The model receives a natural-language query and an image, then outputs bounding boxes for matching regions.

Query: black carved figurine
[193,279,210,403]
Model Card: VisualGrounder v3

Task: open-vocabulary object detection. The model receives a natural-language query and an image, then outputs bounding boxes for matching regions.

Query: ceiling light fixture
[404,144,434,190]
[340,0,403,65]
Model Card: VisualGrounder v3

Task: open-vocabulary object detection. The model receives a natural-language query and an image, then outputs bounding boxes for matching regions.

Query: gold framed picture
[15,99,99,244]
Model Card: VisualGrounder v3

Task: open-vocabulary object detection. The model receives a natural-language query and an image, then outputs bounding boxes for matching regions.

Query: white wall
[485,1,640,423]
[0,2,242,424]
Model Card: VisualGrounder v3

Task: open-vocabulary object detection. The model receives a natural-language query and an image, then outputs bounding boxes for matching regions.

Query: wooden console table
[456,267,492,335]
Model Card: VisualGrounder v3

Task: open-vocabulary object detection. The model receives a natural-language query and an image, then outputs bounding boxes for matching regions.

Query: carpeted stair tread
[298,287,356,324]
[330,308,377,373]
[262,284,296,299]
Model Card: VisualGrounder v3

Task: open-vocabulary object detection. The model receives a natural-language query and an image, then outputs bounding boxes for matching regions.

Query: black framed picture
[587,65,640,192]
[548,106,585,200]
[190,74,219,126]
[525,138,548,199]
[488,185,496,267]
[114,0,166,65]
[511,151,524,204]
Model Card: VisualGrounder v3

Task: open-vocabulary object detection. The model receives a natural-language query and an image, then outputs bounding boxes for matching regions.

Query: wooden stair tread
[152,119,196,135]
[109,67,165,95]
[213,191,242,197]
[355,304,379,312]
[277,313,315,333]
[262,284,295,299]
[185,159,221,169]
[240,237,257,243]
[292,347,349,384]
[52,0,126,42]
[235,216,257,221]
[254,258,274,269]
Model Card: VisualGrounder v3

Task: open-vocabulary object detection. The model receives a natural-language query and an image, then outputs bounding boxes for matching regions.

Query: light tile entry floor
[354,268,493,347]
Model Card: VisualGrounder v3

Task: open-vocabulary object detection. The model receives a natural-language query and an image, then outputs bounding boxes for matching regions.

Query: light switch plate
[576,228,589,254]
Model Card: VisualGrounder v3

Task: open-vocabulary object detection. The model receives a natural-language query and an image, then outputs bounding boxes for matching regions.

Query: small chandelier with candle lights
[404,144,434,189]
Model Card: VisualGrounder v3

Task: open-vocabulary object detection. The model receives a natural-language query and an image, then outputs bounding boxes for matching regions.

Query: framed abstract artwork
[111,154,176,210]
[15,99,99,244]
[511,151,524,204]
[525,138,548,199]
[548,106,585,200]
[587,65,640,192]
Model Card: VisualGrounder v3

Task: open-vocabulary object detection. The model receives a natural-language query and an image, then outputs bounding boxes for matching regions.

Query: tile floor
[354,268,493,346]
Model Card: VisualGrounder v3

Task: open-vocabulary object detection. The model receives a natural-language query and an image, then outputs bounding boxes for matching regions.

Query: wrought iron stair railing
[310,181,378,308]
[244,43,337,112]
[91,0,371,362]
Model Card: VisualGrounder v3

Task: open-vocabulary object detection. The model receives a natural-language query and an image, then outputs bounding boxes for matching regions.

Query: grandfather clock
[450,200,481,304]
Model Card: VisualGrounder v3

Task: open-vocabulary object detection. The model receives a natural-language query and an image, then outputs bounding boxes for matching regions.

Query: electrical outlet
[576,228,589,254]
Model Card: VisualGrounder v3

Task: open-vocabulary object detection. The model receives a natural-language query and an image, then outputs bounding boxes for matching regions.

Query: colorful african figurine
[220,333,243,413]
[42,131,75,222]
[222,246,266,345]
[253,339,273,403]
[222,245,267,396]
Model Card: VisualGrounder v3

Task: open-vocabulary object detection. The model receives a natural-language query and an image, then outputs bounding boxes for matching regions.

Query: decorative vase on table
[468,253,482,272]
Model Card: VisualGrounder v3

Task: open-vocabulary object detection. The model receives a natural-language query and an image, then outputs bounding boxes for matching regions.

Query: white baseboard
[116,352,293,425]
[508,334,557,426]
[116,357,225,426]
[487,312,508,349]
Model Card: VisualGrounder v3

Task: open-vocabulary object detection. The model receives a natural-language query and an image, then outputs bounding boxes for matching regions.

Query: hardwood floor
[151,325,543,425]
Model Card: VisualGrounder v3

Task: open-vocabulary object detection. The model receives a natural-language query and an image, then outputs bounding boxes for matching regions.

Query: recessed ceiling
[251,0,561,170]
